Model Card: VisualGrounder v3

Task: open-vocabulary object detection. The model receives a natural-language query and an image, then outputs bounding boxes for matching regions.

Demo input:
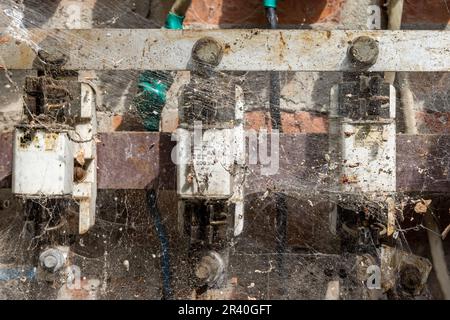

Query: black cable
[265,6,288,280]
[146,188,173,300]
[266,8,283,131]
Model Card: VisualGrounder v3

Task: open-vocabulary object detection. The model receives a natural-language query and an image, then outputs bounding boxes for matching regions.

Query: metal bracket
[0,29,449,72]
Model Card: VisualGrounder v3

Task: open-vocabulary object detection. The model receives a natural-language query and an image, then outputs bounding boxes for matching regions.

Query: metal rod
[265,4,288,283]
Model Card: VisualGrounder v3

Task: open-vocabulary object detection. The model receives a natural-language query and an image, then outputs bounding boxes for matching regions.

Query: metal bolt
[39,248,65,273]
[43,255,58,270]
[400,264,422,294]
[348,36,379,69]
[192,37,223,67]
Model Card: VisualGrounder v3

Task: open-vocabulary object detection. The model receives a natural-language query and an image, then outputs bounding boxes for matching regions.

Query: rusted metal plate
[96,132,176,190]
[0,29,449,71]
[2,132,450,192]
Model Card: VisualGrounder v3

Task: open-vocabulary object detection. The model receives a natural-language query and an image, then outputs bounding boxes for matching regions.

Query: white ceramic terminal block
[12,129,74,196]
[328,83,397,236]
[329,85,396,194]
[176,86,245,237]
[12,71,97,235]
[176,128,236,198]
[176,86,245,200]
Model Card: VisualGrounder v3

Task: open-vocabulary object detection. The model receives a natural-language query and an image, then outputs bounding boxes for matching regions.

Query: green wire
[165,12,185,30]
[263,0,277,8]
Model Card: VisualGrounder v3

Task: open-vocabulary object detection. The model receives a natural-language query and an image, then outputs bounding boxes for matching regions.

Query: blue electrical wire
[146,189,173,300]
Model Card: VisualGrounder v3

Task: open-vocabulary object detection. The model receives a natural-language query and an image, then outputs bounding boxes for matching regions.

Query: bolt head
[43,255,58,269]
[192,37,223,67]
[348,36,379,69]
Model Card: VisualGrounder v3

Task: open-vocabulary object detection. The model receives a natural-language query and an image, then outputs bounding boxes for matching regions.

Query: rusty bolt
[192,37,223,67]
[348,36,379,69]
[400,264,422,294]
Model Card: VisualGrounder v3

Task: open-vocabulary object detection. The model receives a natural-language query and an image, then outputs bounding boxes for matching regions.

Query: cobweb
[0,0,449,300]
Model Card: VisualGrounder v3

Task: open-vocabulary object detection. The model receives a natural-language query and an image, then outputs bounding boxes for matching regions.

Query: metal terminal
[192,37,223,67]
[39,248,66,273]
[348,36,379,69]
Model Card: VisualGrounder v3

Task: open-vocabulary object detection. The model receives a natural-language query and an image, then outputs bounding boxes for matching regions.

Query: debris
[325,281,340,300]
[255,260,274,274]
[75,150,85,166]
[123,260,130,272]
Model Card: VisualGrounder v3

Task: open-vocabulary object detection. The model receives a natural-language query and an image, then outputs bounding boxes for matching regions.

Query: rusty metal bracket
[0,29,449,72]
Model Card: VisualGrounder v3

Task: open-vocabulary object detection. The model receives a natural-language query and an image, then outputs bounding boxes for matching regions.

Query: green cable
[136,12,183,131]
[164,12,185,30]
[135,71,173,131]
[263,0,277,8]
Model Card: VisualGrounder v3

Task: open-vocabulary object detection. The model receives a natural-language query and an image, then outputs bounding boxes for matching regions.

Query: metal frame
[0,29,449,71]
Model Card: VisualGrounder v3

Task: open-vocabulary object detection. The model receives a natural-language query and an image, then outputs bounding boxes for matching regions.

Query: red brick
[416,112,450,134]
[185,0,344,26]
[404,0,450,26]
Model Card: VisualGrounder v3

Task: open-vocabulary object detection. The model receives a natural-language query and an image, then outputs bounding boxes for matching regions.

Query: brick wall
[184,0,449,28]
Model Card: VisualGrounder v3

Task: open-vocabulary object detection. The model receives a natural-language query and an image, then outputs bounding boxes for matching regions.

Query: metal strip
[0,29,449,71]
